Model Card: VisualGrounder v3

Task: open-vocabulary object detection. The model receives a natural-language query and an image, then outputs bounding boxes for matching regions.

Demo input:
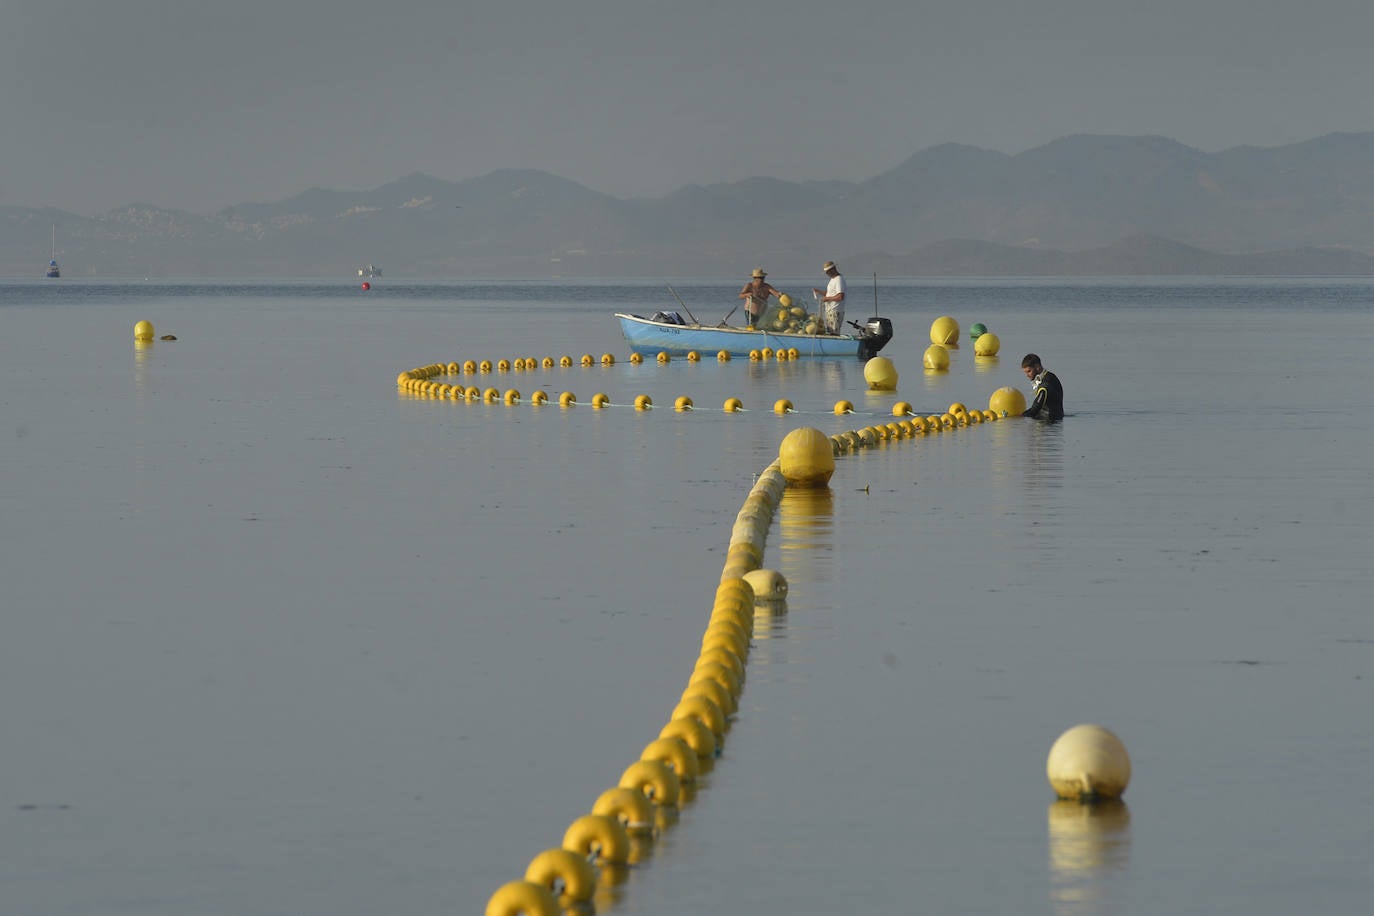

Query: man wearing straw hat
[812,260,846,334]
[738,268,783,329]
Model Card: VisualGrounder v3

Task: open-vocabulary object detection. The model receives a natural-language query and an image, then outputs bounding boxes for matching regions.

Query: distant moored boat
[46,224,60,278]
[358,264,382,279]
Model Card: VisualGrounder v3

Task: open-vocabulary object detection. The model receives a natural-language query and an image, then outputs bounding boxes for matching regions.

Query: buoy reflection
[1047,799,1131,916]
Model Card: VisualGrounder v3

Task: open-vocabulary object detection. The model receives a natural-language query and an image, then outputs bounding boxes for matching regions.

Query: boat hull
[616,313,868,358]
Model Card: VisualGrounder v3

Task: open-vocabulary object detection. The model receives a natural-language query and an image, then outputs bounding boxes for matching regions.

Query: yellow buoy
[660,716,718,759]
[671,695,728,740]
[524,848,596,905]
[559,391,577,407]
[634,394,653,410]
[923,344,950,371]
[529,390,548,405]
[687,350,700,362]
[601,353,615,365]
[749,349,762,361]
[562,814,631,864]
[974,331,1001,356]
[778,293,793,308]
[684,674,737,716]
[581,354,595,367]
[483,387,500,403]
[930,315,960,346]
[778,426,835,488]
[863,356,898,390]
[620,759,682,806]
[592,786,655,834]
[542,356,555,369]
[497,359,511,372]
[486,880,558,916]
[773,398,793,415]
[641,736,700,784]
[446,361,460,374]
[674,395,694,411]
[657,351,671,363]
[723,397,744,413]
[559,355,573,367]
[629,352,642,364]
[892,401,914,417]
[760,347,774,360]
[989,386,1027,416]
[592,392,610,408]
[503,389,521,405]
[463,360,477,374]
[718,350,730,361]
[834,400,854,415]
[787,347,800,359]
[134,320,155,341]
[479,359,493,373]
[1047,724,1132,801]
[512,357,526,370]
[742,568,788,603]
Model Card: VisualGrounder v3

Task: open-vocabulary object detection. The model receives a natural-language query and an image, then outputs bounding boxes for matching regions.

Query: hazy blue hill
[7,132,1374,277]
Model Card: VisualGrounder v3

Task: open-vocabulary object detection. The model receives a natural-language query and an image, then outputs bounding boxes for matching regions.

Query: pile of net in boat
[764,299,824,334]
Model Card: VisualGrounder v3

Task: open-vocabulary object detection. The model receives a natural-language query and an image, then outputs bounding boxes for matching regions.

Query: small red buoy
[361,281,371,290]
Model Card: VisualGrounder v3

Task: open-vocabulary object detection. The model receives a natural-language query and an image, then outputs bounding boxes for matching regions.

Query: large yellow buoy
[486,880,558,916]
[742,568,788,603]
[634,394,653,410]
[1046,724,1132,800]
[974,331,1001,356]
[923,345,950,370]
[989,386,1027,416]
[773,398,793,415]
[892,402,914,417]
[834,400,854,415]
[930,315,960,346]
[674,395,694,411]
[718,350,731,361]
[778,293,793,308]
[134,320,155,341]
[778,427,835,488]
[723,397,744,413]
[863,356,898,390]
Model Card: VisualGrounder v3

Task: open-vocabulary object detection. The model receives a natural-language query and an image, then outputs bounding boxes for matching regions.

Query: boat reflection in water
[1047,799,1132,915]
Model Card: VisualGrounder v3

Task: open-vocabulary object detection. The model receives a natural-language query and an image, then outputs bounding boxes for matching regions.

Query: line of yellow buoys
[485,466,788,916]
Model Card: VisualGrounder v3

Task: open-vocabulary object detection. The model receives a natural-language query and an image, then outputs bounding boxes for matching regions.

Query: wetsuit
[1023,370,1064,422]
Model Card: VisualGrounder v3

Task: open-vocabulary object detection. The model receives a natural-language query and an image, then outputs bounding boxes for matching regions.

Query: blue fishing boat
[616,311,893,359]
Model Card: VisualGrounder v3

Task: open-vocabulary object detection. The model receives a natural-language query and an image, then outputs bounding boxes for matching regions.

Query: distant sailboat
[46,224,60,278]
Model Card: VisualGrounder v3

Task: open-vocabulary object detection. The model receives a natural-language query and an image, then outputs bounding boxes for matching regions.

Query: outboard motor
[855,316,894,360]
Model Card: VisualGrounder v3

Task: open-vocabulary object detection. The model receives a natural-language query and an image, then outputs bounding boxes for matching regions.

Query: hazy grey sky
[6,0,1374,215]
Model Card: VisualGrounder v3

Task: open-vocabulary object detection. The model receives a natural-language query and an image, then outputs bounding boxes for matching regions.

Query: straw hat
[822,260,837,272]
[751,268,767,278]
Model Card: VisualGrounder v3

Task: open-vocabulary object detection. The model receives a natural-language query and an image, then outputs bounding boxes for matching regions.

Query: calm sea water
[2,278,1372,916]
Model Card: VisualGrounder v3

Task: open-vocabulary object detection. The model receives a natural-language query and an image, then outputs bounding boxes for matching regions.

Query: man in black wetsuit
[1021,353,1064,422]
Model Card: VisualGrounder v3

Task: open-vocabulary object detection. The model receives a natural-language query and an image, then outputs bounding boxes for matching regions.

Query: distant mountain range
[8,131,1374,278]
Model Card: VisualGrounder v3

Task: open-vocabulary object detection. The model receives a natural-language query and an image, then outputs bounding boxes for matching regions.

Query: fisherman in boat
[812,260,846,334]
[1021,353,1065,422]
[738,268,783,329]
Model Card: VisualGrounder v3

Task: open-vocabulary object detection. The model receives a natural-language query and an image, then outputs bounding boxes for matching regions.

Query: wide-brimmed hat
[822,260,837,271]
[751,268,767,278]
